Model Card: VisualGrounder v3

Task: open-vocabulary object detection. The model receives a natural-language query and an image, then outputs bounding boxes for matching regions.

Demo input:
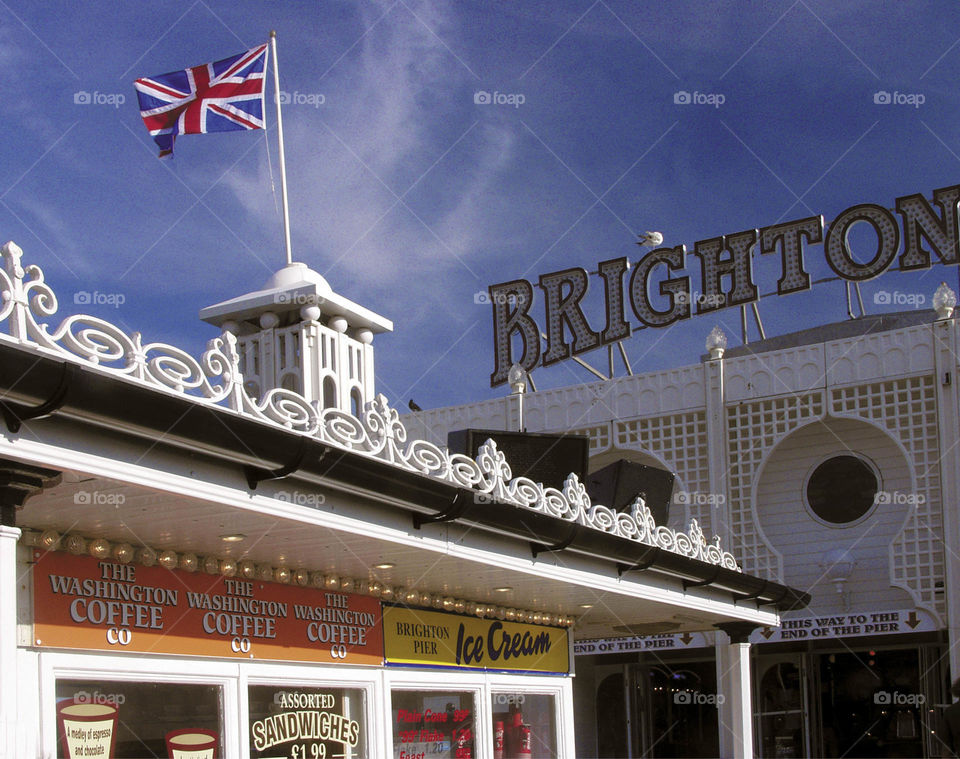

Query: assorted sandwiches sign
[33,551,383,665]
[488,183,960,386]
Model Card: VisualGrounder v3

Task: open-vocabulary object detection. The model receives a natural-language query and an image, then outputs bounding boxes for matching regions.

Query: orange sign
[33,551,383,665]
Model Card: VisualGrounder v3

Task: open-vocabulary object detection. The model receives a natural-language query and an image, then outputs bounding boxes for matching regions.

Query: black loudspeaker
[585,460,675,526]
[447,429,589,492]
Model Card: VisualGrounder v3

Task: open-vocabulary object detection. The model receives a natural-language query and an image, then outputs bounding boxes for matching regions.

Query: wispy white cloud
[222,0,524,310]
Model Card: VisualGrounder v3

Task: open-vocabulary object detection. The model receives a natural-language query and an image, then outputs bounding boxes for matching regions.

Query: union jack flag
[134,44,268,157]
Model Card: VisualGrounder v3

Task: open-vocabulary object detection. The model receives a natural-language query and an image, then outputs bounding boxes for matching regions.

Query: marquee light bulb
[89,539,111,559]
[112,542,135,564]
[138,546,157,566]
[65,534,86,555]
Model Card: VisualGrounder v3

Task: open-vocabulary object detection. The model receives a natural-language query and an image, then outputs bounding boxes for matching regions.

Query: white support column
[716,623,755,759]
[704,351,731,547]
[933,315,960,681]
[0,524,22,759]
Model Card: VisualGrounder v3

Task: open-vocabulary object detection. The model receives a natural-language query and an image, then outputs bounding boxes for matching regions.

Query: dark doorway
[818,648,924,758]
[633,661,720,758]
[596,673,627,758]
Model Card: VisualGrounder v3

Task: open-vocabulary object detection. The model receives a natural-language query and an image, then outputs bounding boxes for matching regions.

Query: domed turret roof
[261,261,332,296]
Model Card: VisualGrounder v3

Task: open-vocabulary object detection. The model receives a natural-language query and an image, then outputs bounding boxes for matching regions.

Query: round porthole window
[805,455,879,525]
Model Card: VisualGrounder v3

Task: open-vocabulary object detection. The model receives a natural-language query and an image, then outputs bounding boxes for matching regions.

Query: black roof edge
[0,341,810,614]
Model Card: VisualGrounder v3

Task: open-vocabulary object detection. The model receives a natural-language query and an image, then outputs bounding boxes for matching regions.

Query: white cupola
[199,262,392,415]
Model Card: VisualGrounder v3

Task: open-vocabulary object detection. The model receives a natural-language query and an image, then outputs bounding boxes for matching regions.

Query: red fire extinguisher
[517,722,532,758]
[507,711,533,758]
[494,720,505,759]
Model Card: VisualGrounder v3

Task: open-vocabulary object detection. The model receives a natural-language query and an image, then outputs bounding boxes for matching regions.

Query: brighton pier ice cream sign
[488,183,960,386]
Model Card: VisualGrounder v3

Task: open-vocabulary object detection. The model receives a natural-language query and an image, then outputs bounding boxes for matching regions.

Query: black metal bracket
[682,566,722,591]
[0,362,73,433]
[763,583,792,608]
[0,458,63,527]
[413,491,468,529]
[530,523,580,559]
[732,580,768,608]
[616,547,660,577]
[244,438,312,490]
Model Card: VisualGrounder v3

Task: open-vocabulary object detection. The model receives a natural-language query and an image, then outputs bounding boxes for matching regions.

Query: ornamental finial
[705,325,727,359]
[933,282,956,320]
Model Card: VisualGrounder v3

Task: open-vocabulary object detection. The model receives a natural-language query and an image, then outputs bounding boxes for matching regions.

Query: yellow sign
[383,606,569,674]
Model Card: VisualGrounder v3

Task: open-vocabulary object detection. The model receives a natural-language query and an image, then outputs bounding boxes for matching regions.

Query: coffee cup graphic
[58,700,118,759]
[165,727,219,758]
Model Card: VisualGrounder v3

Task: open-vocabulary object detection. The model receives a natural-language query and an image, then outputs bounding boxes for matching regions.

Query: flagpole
[269,30,293,266]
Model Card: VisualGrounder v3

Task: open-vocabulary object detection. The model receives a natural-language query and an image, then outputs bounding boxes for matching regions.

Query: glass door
[627,661,720,758]
[817,647,924,758]
[754,655,810,758]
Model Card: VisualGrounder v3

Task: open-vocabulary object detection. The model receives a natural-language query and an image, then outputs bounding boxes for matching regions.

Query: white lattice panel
[724,344,825,402]
[616,411,711,532]
[567,423,612,457]
[826,324,935,385]
[831,376,944,615]
[725,393,824,580]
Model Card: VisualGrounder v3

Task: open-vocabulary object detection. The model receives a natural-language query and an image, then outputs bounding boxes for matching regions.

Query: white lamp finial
[705,326,727,360]
[933,282,956,319]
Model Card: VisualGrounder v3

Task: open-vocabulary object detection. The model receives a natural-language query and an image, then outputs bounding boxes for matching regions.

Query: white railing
[0,241,739,570]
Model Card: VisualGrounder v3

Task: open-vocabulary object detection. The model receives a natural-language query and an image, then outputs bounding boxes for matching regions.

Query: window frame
[38,651,574,758]
[40,650,241,759]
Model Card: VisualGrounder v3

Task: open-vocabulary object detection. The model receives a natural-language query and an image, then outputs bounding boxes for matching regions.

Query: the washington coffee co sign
[488,184,960,387]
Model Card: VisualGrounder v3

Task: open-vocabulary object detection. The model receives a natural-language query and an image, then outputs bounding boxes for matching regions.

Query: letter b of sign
[489,279,539,387]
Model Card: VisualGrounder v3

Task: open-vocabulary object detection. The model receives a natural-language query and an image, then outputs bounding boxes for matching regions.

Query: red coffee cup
[165,727,219,758]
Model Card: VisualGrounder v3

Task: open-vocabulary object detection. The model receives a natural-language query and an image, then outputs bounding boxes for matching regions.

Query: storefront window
[248,685,368,759]
[490,691,557,758]
[391,690,475,759]
[55,678,221,758]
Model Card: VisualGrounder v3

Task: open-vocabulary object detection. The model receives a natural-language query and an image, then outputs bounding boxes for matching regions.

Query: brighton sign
[488,183,960,386]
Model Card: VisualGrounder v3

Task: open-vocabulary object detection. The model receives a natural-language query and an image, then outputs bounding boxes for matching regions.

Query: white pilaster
[715,626,754,759]
[0,525,22,759]
[704,354,731,547]
[933,316,960,680]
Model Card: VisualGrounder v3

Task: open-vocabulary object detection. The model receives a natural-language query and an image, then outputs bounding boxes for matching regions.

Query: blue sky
[3,1,960,410]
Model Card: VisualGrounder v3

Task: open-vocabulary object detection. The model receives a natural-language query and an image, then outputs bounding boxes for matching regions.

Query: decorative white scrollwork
[0,242,741,571]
